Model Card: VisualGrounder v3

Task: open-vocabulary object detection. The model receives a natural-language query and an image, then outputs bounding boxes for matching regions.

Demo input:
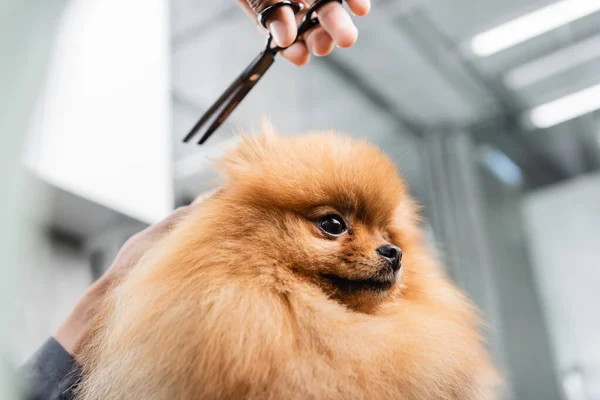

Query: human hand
[103,191,215,283]
[237,0,371,66]
[55,190,217,358]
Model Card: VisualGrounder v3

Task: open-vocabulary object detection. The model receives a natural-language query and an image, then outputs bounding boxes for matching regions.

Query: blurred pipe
[423,130,515,398]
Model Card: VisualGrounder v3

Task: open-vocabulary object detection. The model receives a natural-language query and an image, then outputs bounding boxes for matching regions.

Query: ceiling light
[478,145,523,187]
[505,33,600,89]
[528,83,600,128]
[471,0,600,57]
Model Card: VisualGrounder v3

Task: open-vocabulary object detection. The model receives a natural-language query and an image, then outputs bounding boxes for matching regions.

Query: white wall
[24,0,173,225]
[523,173,600,400]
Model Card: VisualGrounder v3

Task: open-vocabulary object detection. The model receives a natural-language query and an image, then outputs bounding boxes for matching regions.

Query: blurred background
[2,0,600,399]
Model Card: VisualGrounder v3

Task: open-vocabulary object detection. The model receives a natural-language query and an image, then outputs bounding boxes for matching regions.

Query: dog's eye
[318,215,347,236]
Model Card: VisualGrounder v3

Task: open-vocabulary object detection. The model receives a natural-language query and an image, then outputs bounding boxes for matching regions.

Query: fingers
[240,0,371,65]
[281,42,311,65]
[304,26,335,56]
[154,206,192,232]
[314,1,358,48]
[345,0,370,16]
[191,189,219,205]
[242,0,299,48]
[267,6,299,48]
[107,190,219,279]
[286,5,335,61]
[145,190,216,237]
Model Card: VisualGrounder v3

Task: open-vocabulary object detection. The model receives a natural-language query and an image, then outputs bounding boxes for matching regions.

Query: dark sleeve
[20,338,81,400]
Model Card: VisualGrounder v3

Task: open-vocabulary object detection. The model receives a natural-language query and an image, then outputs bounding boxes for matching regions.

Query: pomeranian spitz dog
[77,126,500,399]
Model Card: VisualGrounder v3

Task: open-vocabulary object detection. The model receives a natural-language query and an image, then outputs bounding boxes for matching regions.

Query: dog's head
[211,126,420,310]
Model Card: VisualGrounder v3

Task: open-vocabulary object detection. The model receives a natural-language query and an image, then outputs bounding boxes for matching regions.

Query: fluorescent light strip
[471,0,600,57]
[529,83,600,128]
[505,32,600,89]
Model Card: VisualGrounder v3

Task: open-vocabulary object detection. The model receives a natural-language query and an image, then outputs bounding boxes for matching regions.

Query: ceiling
[170,0,600,199]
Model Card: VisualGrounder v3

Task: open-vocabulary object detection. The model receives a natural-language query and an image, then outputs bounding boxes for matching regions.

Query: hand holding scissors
[184,0,370,145]
[238,0,371,66]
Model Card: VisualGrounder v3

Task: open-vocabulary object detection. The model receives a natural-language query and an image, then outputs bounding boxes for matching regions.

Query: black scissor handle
[258,0,344,41]
[297,0,343,37]
[258,0,305,29]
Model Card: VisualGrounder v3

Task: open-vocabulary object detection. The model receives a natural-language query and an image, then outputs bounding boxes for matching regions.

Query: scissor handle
[258,0,305,29]
[258,0,344,52]
[297,0,343,37]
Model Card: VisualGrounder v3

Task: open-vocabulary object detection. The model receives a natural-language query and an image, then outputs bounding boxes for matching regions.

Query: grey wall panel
[523,173,600,400]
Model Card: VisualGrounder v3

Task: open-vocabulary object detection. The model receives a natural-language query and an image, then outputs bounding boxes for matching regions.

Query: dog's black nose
[376,244,402,271]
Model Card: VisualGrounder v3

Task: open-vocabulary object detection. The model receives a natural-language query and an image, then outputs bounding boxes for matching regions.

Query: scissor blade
[197,73,264,144]
[183,75,245,143]
[184,50,276,144]
[196,84,250,144]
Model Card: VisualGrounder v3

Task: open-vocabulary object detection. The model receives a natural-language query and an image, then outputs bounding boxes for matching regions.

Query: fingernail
[348,2,370,16]
[270,20,287,47]
[356,0,371,14]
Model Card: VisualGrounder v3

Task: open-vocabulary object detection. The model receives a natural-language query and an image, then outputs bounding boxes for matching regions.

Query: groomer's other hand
[104,190,216,283]
[238,0,370,66]
[55,190,217,359]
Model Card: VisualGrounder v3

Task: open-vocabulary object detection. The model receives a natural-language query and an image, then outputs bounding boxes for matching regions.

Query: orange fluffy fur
[76,127,501,399]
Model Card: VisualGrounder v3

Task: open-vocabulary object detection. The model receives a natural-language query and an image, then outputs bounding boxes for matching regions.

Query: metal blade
[183,50,276,144]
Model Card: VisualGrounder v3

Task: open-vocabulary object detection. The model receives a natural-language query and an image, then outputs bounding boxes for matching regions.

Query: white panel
[25,0,173,224]
[523,173,600,399]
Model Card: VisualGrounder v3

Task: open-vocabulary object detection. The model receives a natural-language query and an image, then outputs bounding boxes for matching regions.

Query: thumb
[245,0,299,48]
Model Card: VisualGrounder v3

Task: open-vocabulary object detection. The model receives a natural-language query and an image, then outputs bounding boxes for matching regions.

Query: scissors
[183,0,343,145]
